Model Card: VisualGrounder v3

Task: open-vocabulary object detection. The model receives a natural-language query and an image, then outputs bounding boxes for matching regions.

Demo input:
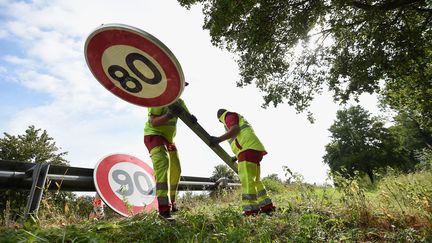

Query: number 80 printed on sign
[94,154,158,217]
[85,24,185,108]
[102,45,167,98]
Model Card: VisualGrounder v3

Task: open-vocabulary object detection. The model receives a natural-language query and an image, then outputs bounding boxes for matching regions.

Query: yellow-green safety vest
[144,99,188,143]
[219,111,266,156]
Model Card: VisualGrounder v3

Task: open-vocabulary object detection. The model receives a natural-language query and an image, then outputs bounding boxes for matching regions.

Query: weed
[1,169,432,242]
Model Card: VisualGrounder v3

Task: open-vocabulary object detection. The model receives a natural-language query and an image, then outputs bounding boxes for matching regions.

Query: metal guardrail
[0,160,240,218]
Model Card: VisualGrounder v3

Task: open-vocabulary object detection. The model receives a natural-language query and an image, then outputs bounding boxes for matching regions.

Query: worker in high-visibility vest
[144,98,190,219]
[210,109,276,216]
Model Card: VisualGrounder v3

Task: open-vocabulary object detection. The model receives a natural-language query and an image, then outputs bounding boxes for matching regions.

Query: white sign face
[108,162,156,206]
[85,24,185,107]
[94,154,158,217]
[101,45,168,99]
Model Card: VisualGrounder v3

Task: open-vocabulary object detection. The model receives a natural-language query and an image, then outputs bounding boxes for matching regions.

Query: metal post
[24,163,50,219]
[173,104,238,173]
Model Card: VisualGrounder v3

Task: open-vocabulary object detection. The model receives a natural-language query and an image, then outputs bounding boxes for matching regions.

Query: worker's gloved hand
[190,115,197,124]
[209,136,221,146]
[167,104,182,117]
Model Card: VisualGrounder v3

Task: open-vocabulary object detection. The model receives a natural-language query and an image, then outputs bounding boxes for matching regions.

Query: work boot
[260,204,276,216]
[158,211,173,220]
[171,204,179,213]
[242,210,259,217]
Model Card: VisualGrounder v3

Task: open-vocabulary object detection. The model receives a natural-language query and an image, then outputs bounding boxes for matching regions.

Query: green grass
[1,171,431,242]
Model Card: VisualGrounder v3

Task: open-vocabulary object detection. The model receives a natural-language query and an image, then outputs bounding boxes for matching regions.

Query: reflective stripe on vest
[228,124,251,144]
[144,99,187,143]
[219,111,266,156]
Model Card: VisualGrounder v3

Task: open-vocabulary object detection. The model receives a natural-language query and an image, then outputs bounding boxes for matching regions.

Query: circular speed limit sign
[85,24,185,107]
[94,154,157,217]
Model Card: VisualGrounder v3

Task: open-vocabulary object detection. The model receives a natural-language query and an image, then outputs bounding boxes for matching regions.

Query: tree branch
[308,19,367,39]
[415,7,432,13]
[349,0,424,11]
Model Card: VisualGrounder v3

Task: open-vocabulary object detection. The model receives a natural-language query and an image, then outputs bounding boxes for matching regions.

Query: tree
[178,0,432,123]
[323,106,397,182]
[262,173,282,182]
[0,126,70,220]
[210,164,238,181]
[387,110,432,169]
[0,126,69,166]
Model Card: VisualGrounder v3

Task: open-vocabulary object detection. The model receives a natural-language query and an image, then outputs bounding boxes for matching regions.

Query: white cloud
[4,55,33,65]
[0,0,385,185]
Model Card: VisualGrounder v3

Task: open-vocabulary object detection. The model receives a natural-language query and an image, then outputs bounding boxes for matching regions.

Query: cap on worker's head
[217,109,227,119]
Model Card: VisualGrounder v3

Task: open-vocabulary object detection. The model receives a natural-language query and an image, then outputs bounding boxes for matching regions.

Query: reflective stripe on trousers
[238,160,273,213]
[157,196,169,206]
[150,145,181,212]
[238,161,259,213]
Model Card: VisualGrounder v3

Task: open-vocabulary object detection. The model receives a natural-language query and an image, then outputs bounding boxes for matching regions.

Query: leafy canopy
[0,126,69,220]
[323,105,400,182]
[0,125,68,165]
[210,164,238,181]
[178,0,432,123]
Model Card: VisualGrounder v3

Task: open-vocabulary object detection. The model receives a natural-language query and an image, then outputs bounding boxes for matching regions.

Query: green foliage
[388,111,432,167]
[178,0,432,124]
[376,169,432,221]
[332,170,372,223]
[1,169,432,242]
[0,125,68,165]
[262,177,285,194]
[210,164,238,181]
[262,173,281,182]
[0,126,70,221]
[323,105,402,182]
[324,106,432,182]
[415,147,432,171]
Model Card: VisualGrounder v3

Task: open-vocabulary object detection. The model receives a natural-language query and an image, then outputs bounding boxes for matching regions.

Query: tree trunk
[366,169,374,184]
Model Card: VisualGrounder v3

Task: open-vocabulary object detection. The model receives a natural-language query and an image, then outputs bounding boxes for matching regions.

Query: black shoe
[260,205,276,216]
[158,211,173,220]
[242,210,259,217]
[171,204,179,213]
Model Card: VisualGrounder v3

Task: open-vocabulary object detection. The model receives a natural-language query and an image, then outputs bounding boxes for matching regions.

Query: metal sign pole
[173,104,238,173]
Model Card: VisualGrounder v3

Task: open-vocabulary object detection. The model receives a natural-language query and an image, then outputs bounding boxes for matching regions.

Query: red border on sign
[86,29,182,107]
[94,154,157,217]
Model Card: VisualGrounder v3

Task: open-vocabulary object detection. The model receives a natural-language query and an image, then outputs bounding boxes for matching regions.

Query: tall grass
[1,169,431,242]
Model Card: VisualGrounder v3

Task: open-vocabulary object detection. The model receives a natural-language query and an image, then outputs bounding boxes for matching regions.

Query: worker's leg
[167,143,181,211]
[238,161,259,215]
[150,145,170,215]
[255,164,276,213]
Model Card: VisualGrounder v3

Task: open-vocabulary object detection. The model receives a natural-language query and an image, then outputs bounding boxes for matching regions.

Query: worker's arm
[210,125,240,146]
[217,125,240,142]
[210,112,240,146]
[149,113,174,127]
[149,100,185,126]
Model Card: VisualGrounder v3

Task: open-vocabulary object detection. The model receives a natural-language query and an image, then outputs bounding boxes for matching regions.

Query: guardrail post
[24,162,50,219]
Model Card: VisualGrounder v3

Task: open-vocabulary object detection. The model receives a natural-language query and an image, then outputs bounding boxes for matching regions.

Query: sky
[0,0,381,185]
